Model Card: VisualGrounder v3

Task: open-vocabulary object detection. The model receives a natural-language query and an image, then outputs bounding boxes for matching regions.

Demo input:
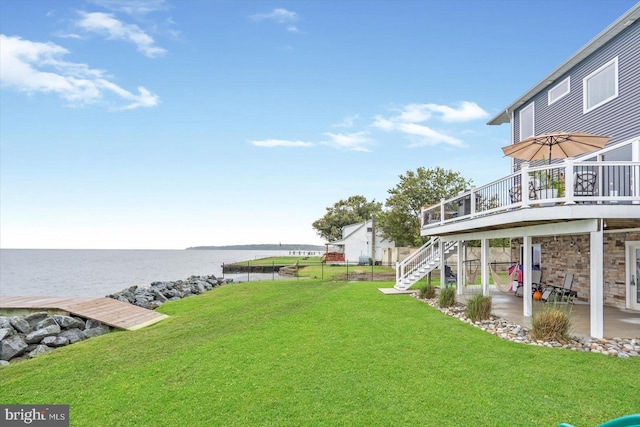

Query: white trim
[590,225,604,339]
[583,56,619,113]
[438,219,599,242]
[548,76,570,105]
[519,102,535,140]
[625,241,640,311]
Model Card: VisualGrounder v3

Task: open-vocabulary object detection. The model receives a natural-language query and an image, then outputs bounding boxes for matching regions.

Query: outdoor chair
[509,185,522,204]
[445,265,457,285]
[574,170,598,201]
[528,178,542,200]
[514,269,542,298]
[541,273,576,304]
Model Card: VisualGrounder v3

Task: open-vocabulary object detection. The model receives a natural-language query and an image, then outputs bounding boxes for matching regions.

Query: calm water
[0,249,285,297]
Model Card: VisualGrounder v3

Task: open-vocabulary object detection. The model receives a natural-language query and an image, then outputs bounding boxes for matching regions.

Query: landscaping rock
[0,328,14,341]
[24,324,61,344]
[35,317,58,330]
[58,328,86,344]
[84,325,110,338]
[0,360,9,367]
[53,315,85,329]
[41,336,70,347]
[28,345,52,358]
[0,335,28,361]
[10,317,31,334]
[23,312,48,328]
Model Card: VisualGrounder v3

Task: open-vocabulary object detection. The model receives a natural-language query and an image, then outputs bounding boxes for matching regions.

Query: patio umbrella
[502,131,610,164]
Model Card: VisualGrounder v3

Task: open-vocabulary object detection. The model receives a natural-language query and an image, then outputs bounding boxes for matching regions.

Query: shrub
[466,293,492,322]
[531,307,572,342]
[438,286,456,308]
[418,283,436,299]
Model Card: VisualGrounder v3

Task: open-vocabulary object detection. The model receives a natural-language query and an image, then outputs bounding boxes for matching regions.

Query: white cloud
[250,8,298,23]
[252,139,314,148]
[322,131,373,152]
[372,101,488,147]
[249,8,301,33]
[88,0,169,15]
[395,101,488,123]
[0,34,159,109]
[332,114,359,128]
[75,12,166,58]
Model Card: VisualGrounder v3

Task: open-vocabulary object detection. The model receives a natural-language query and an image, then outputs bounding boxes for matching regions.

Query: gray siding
[513,20,640,148]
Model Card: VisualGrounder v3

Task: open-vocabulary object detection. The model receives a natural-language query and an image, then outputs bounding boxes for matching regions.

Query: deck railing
[422,160,640,229]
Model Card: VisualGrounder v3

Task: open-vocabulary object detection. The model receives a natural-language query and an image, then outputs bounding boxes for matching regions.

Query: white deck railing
[421,160,640,229]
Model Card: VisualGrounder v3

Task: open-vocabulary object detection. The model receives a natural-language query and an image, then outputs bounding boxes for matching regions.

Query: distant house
[396,3,640,339]
[326,220,395,264]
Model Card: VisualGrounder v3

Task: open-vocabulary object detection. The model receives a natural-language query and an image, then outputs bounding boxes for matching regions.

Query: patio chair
[541,273,576,304]
[509,185,522,204]
[573,170,597,201]
[445,265,457,285]
[514,269,542,298]
[528,178,542,200]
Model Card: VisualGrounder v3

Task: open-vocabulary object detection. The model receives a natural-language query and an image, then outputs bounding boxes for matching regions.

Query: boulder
[24,324,61,344]
[41,336,70,347]
[0,328,15,341]
[28,345,52,358]
[10,316,31,334]
[53,315,85,329]
[85,319,104,330]
[0,335,28,361]
[23,312,48,328]
[153,290,168,303]
[84,325,110,338]
[35,317,58,330]
[0,360,9,367]
[134,298,150,309]
[0,317,12,329]
[58,328,86,344]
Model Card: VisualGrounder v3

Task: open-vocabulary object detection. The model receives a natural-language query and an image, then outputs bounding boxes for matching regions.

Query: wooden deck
[0,296,169,331]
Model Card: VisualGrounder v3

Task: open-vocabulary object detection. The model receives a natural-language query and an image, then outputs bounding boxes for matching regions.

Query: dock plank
[0,296,168,331]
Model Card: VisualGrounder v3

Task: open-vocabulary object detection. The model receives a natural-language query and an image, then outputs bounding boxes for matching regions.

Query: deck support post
[481,238,489,296]
[457,240,464,295]
[439,240,445,289]
[523,235,532,317]
[590,221,604,339]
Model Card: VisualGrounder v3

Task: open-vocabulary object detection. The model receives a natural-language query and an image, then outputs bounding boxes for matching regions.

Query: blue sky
[1,0,637,249]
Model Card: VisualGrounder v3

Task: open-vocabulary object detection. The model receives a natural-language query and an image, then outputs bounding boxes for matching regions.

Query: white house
[327,220,395,264]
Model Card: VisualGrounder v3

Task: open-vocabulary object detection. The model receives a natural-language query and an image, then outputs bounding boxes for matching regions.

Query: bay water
[0,249,286,298]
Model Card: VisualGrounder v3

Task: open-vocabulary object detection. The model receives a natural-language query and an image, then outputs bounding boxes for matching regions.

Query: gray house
[395,4,640,339]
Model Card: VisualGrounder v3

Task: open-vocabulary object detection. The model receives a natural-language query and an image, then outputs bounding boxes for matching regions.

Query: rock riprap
[0,275,233,365]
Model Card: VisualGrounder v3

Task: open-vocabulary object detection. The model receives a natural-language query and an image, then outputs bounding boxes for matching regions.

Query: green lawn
[1,280,637,426]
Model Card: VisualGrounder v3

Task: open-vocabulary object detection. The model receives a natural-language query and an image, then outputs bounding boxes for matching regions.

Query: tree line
[312,166,470,247]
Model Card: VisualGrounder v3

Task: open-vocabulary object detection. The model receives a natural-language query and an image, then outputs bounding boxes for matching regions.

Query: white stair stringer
[394,237,457,291]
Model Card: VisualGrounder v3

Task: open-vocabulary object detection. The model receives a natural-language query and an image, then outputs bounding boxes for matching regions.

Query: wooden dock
[0,296,169,331]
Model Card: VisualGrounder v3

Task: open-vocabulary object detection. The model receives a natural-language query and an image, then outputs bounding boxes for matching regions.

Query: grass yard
[1,280,637,426]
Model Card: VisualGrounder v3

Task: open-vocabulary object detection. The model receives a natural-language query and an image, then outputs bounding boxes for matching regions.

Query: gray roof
[488,3,640,126]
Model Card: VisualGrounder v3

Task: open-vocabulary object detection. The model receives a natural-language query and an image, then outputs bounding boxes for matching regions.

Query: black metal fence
[221,260,397,283]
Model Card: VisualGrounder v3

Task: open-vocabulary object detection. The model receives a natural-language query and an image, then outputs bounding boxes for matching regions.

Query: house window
[548,77,570,105]
[583,57,618,113]
[519,102,534,140]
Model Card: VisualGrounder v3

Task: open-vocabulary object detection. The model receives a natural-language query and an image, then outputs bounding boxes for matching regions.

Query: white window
[583,57,618,113]
[548,77,570,105]
[519,102,534,140]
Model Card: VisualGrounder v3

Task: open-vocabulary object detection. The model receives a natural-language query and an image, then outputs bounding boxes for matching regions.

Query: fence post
[346,261,349,281]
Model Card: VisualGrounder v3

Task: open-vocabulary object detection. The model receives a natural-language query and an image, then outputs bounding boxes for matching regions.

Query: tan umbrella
[502,131,610,164]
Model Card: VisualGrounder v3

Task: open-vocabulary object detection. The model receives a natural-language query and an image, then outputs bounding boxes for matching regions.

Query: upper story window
[583,57,618,113]
[548,77,570,105]
[519,102,535,140]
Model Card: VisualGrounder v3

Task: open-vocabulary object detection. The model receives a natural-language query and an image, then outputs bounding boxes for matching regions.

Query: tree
[379,167,470,246]
[312,195,383,242]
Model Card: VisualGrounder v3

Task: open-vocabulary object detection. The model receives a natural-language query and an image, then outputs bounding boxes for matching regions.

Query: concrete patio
[458,286,640,339]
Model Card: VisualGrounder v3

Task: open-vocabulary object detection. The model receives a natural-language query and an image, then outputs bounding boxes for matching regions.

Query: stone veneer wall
[511,231,640,309]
